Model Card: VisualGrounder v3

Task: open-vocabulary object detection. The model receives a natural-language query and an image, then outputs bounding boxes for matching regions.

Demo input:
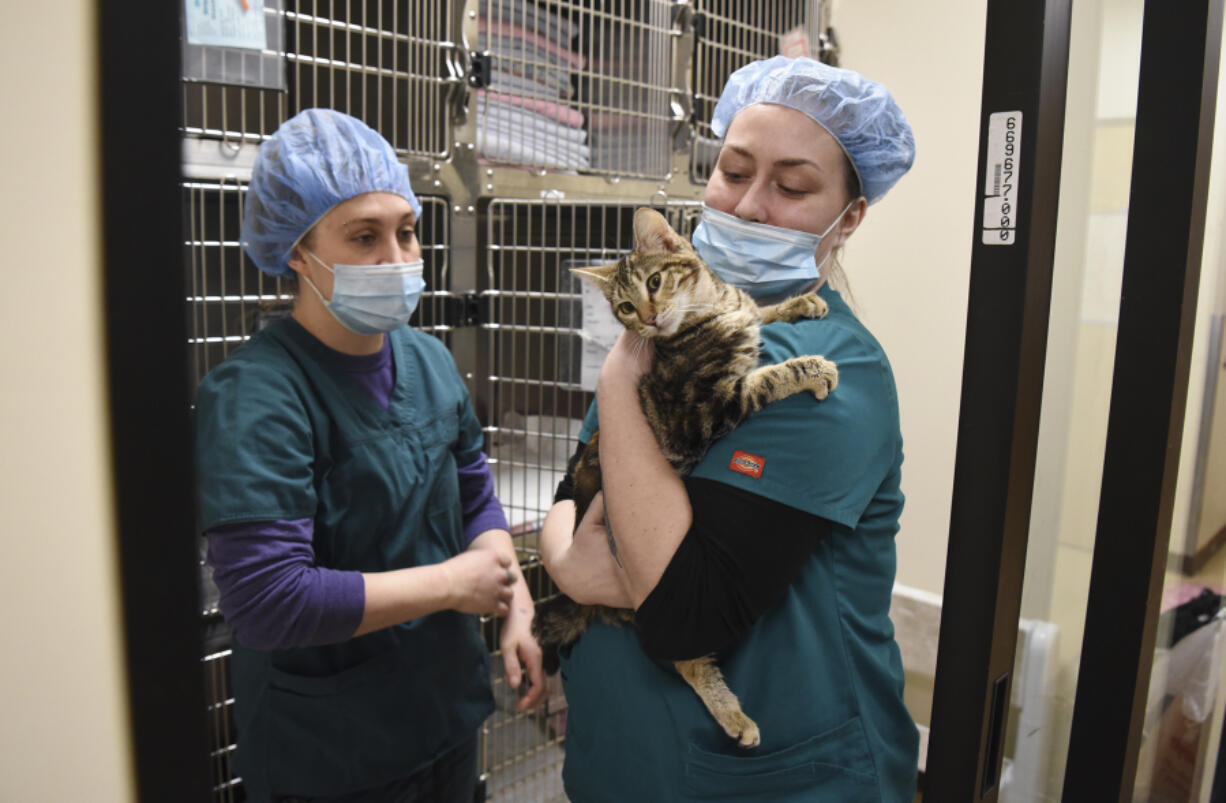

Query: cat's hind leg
[758,294,829,324]
[675,656,761,748]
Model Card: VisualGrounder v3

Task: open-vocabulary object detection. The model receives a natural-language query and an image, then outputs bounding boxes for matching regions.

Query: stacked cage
[182,1,830,800]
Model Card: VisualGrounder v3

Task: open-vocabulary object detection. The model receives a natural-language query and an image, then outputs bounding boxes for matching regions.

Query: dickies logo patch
[729,450,764,479]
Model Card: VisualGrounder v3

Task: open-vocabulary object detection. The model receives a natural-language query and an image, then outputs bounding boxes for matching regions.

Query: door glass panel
[1134,33,1226,803]
[1014,0,1141,796]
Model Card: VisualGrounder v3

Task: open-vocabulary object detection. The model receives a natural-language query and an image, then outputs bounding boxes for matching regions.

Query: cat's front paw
[797,294,829,320]
[759,294,829,324]
[802,357,839,401]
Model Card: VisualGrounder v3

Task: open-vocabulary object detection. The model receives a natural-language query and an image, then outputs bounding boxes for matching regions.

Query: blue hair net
[242,108,422,276]
[711,56,914,205]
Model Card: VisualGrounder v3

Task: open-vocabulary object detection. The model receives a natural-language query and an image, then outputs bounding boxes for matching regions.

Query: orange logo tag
[729,450,764,479]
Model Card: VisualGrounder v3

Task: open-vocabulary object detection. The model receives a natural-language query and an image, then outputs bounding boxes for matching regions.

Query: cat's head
[571,208,721,339]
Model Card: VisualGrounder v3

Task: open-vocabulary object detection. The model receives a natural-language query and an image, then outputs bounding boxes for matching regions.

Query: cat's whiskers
[631,333,651,362]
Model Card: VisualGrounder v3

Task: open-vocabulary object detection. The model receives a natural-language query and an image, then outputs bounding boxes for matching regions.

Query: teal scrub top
[195,319,494,801]
[561,286,919,802]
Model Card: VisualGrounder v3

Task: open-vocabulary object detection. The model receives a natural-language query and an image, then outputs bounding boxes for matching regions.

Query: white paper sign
[185,0,268,51]
[578,280,623,391]
[982,111,1022,245]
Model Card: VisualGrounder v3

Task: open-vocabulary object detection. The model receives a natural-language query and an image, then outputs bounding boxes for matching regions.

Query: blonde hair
[828,150,863,315]
[826,250,860,315]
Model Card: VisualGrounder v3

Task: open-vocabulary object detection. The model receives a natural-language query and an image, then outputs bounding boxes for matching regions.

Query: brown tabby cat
[533,207,838,748]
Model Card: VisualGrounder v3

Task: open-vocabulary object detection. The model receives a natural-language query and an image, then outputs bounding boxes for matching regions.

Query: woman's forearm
[539,499,635,608]
[356,528,518,636]
[596,366,692,608]
[354,564,453,637]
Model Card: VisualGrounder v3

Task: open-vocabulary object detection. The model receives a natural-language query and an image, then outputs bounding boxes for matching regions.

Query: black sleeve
[633,476,830,662]
[553,441,587,504]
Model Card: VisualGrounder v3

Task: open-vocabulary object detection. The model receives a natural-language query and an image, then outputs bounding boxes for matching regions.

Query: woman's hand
[539,494,634,609]
[440,549,515,616]
[499,583,547,711]
[599,329,653,389]
[461,529,546,709]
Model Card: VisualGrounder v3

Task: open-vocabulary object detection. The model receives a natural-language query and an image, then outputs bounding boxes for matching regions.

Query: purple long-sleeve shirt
[205,336,508,651]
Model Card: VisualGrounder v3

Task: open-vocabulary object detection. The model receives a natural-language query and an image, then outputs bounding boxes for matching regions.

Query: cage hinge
[442,292,488,328]
[467,51,492,89]
[692,11,707,40]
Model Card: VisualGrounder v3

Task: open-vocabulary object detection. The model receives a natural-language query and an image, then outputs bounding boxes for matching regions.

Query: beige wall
[832,0,987,596]
[0,3,135,801]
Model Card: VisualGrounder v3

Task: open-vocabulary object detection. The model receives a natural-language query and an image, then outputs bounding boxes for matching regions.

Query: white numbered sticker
[982,111,1022,245]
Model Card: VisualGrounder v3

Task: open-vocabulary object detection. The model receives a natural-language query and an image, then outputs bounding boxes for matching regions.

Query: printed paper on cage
[185,0,268,51]
[578,279,622,391]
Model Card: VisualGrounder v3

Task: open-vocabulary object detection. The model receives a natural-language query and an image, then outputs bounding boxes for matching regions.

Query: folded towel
[479,0,577,48]
[488,59,573,97]
[481,34,582,75]
[488,68,573,100]
[477,127,591,169]
[478,98,589,144]
[479,19,585,69]
[477,90,585,128]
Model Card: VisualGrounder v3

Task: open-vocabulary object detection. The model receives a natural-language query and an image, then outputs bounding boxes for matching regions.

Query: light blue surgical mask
[301,250,426,335]
[690,202,852,303]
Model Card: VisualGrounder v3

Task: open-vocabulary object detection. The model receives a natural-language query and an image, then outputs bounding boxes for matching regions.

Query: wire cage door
[689,0,830,181]
[473,0,678,179]
[471,199,701,799]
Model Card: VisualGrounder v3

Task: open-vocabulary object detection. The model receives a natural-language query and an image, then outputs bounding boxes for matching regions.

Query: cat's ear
[569,262,618,291]
[633,207,690,255]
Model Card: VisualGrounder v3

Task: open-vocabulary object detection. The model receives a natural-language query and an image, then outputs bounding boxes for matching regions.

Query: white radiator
[891,583,1059,800]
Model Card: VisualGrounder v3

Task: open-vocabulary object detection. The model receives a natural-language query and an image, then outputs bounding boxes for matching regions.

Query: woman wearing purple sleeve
[195,108,544,803]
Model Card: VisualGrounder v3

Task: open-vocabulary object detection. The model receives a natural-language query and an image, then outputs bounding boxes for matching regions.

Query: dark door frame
[100,3,210,800]
[926,1,1072,799]
[1064,1,1224,798]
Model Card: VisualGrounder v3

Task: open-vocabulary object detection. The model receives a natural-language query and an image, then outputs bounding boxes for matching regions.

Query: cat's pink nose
[641,313,657,326]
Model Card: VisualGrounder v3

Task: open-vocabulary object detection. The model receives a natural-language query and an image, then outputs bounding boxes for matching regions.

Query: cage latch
[442,292,488,328]
[467,51,492,89]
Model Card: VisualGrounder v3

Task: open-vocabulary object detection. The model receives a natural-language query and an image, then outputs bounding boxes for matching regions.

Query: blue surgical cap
[711,56,915,205]
[242,108,422,276]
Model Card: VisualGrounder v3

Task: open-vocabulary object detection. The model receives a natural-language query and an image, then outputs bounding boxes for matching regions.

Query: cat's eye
[647,273,662,292]
[617,301,635,316]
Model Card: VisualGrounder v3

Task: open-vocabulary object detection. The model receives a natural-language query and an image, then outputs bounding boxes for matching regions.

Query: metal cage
[474,0,676,179]
[183,1,459,158]
[690,0,830,182]
[185,2,826,800]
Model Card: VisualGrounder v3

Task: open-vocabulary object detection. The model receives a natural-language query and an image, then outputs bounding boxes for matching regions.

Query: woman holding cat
[194,108,544,802]
[540,56,918,801]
